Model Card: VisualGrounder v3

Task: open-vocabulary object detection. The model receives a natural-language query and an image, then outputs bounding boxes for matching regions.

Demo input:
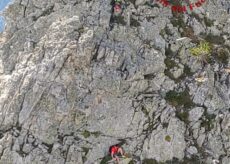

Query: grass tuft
[189,41,212,57]
[165,135,171,142]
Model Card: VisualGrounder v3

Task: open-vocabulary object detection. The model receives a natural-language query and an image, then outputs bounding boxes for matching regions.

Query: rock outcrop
[0,0,230,163]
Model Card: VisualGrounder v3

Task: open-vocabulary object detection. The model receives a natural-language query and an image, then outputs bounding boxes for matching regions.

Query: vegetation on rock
[165,135,171,142]
[189,41,212,57]
[165,89,194,108]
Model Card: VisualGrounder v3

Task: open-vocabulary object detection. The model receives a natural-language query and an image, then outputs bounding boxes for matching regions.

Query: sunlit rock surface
[0,0,230,163]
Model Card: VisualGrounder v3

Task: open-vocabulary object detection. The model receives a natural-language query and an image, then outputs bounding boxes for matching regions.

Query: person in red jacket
[114,4,122,13]
[114,0,122,14]
[109,144,124,162]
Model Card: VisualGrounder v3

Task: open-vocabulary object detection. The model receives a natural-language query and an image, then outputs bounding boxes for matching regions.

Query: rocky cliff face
[0,0,230,163]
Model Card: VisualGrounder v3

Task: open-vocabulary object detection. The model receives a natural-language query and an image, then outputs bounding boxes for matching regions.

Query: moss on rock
[202,33,225,45]
[100,155,112,164]
[165,135,171,142]
[82,130,91,138]
[216,48,229,65]
[165,89,194,109]
[176,110,189,124]
[142,159,158,164]
[201,113,215,131]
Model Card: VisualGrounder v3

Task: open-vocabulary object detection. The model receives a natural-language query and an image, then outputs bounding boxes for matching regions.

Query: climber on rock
[109,144,125,163]
[114,0,122,14]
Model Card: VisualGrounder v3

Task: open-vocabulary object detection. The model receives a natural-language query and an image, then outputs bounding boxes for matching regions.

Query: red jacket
[110,145,119,154]
[114,4,121,12]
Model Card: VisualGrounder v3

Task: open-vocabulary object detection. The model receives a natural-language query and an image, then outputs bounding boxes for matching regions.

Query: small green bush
[165,89,194,108]
[189,41,212,56]
[82,130,91,138]
[165,135,171,142]
[216,48,229,65]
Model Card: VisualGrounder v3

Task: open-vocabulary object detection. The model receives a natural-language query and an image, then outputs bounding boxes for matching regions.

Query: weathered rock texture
[0,0,230,163]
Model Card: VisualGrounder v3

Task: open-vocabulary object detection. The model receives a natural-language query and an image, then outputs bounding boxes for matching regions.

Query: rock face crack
[33,5,55,21]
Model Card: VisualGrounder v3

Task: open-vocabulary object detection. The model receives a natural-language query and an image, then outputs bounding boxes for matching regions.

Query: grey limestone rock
[142,118,186,162]
[186,146,198,155]
[0,0,229,163]
[188,107,204,122]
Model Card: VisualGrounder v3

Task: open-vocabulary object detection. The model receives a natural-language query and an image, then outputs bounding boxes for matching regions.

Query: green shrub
[176,110,189,124]
[216,48,229,65]
[82,130,91,138]
[100,155,112,164]
[165,135,171,142]
[165,89,194,108]
[189,41,212,56]
[142,159,158,164]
